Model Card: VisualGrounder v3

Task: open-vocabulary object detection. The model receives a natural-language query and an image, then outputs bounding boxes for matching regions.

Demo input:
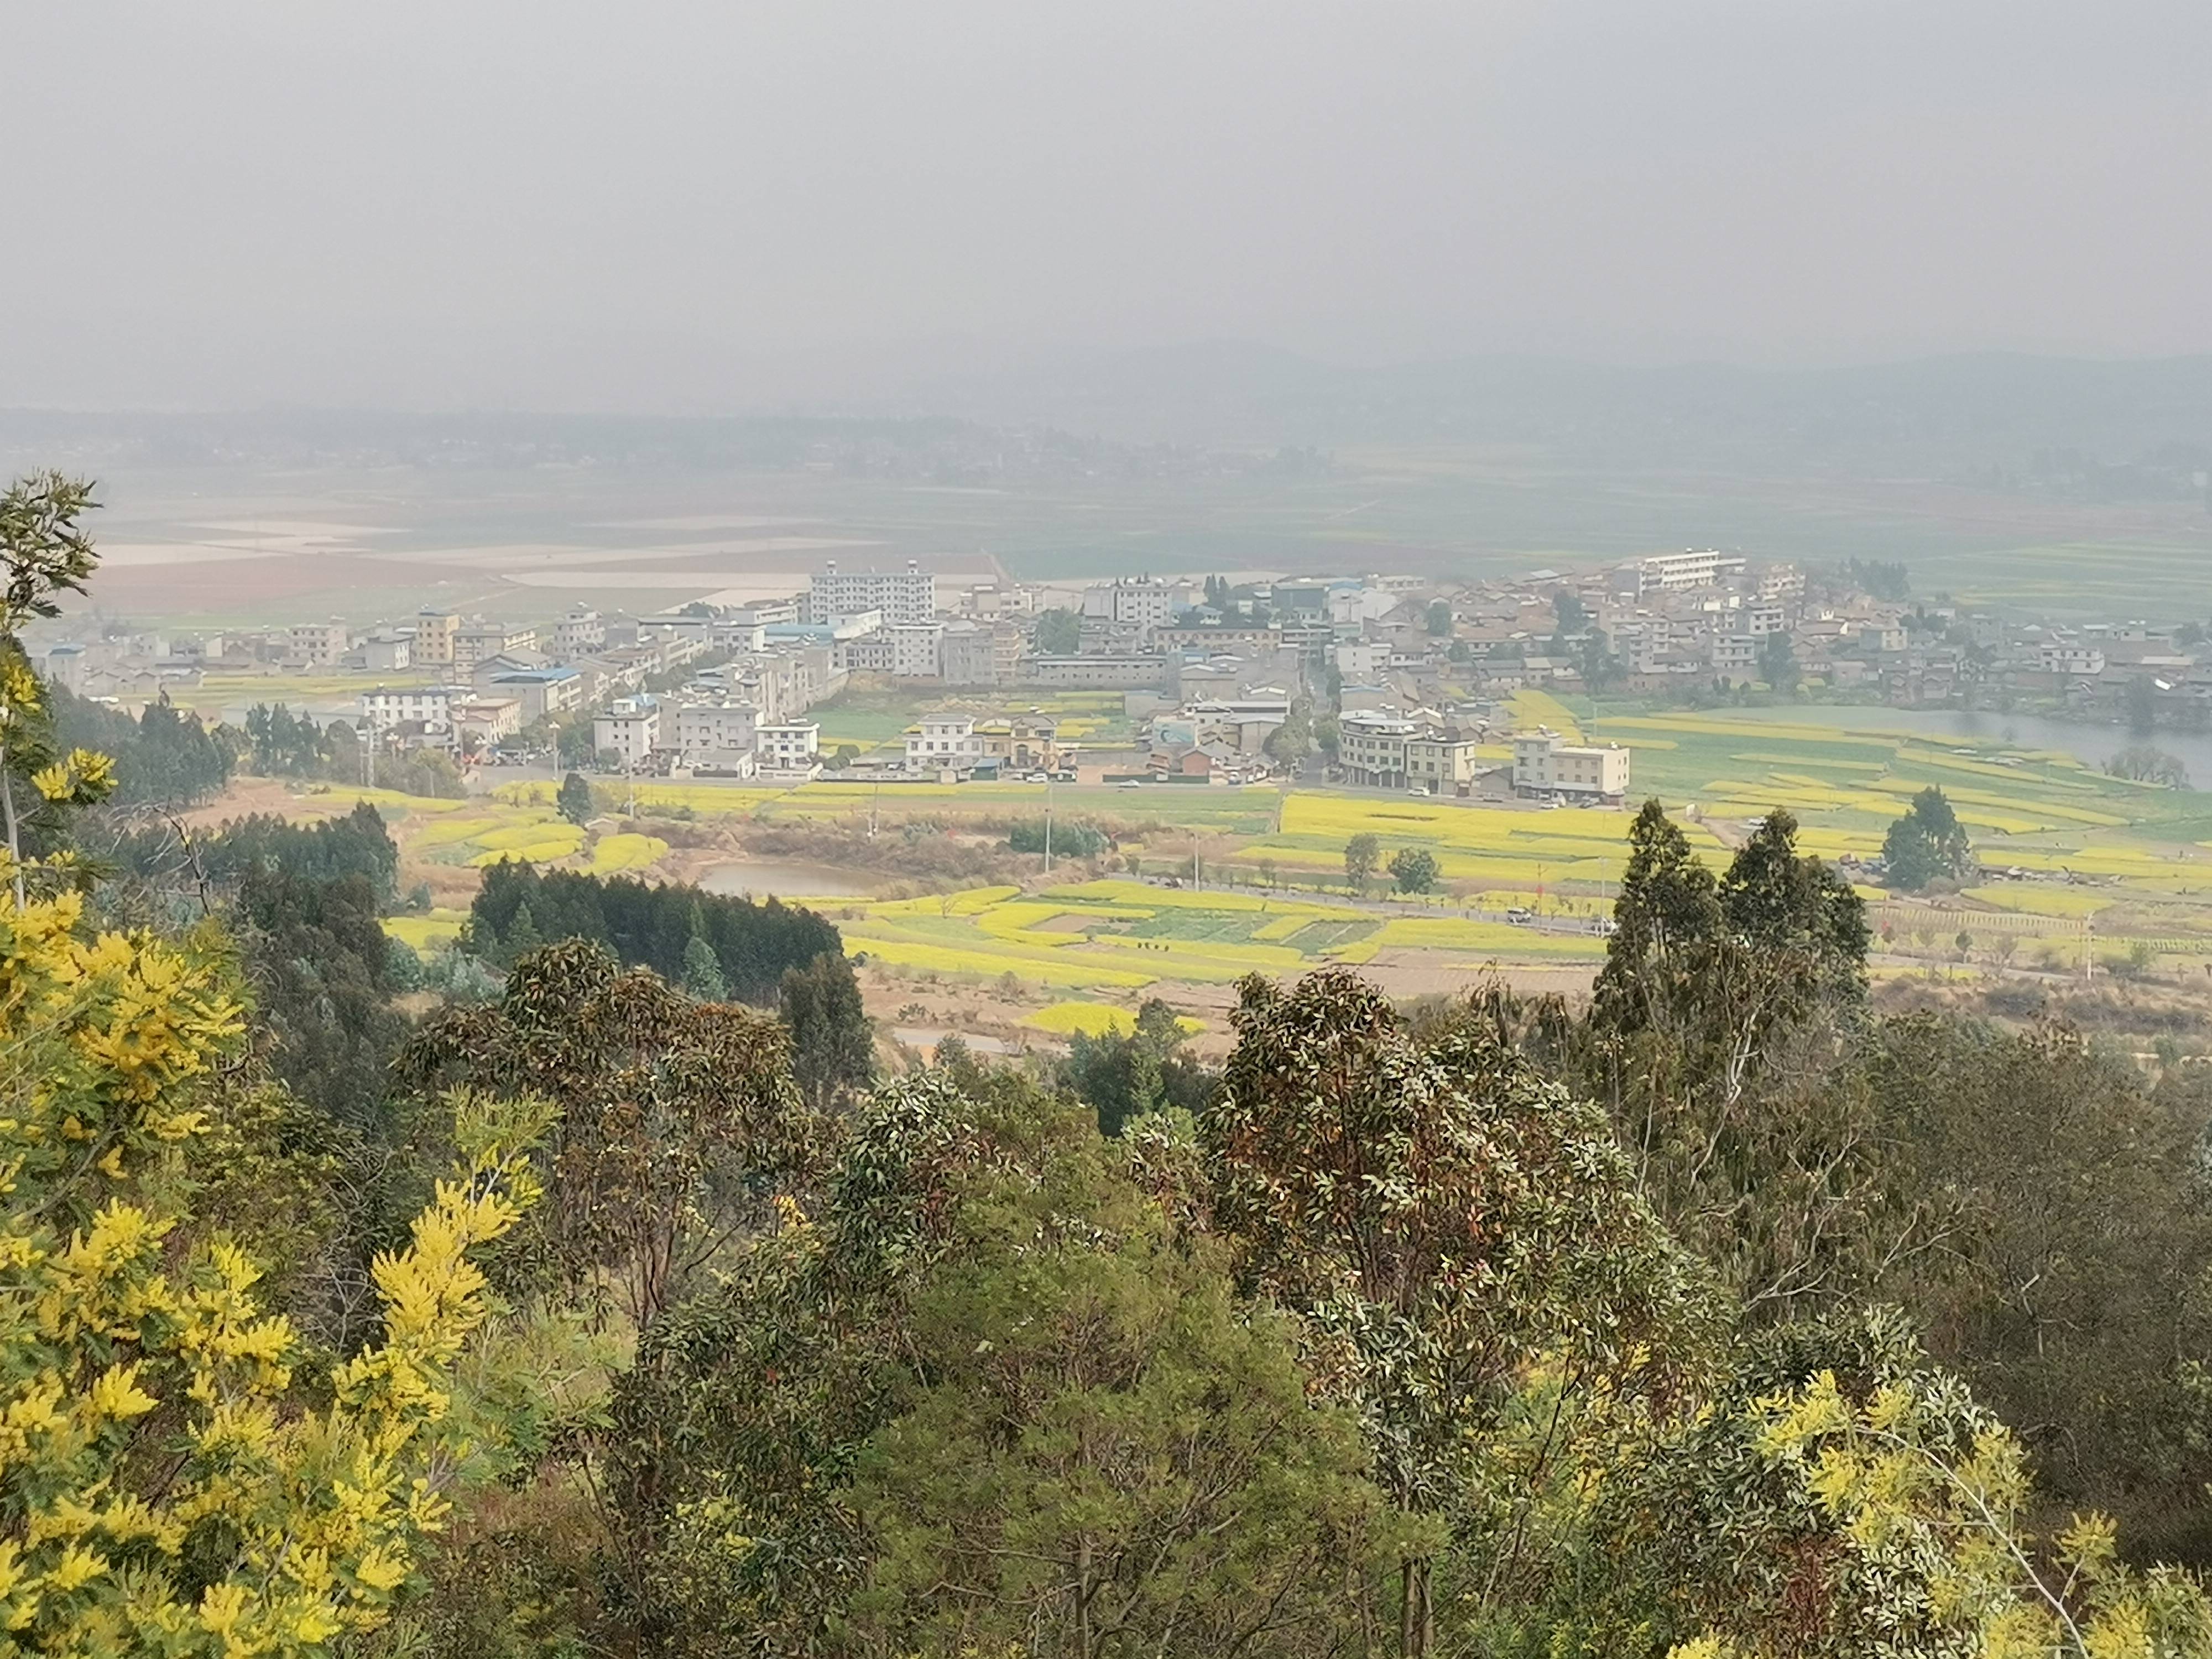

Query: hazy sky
[9,1,2208,409]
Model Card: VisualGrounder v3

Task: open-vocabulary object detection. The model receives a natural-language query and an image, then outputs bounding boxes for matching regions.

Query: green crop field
[296,698,2212,988]
[825,877,1608,1000]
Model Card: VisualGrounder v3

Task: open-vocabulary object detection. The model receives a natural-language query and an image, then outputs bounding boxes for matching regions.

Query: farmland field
[214,698,2212,1022]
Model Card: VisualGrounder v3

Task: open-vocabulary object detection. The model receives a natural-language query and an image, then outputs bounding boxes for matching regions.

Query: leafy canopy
[1882,785,1972,891]
[0,889,545,1654]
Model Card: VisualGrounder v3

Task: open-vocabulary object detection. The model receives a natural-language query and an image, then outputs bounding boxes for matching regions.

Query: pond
[695,858,878,899]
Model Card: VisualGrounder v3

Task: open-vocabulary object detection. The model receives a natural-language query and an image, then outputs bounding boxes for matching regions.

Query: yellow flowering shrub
[0,891,547,1655]
[1746,1368,2212,1659]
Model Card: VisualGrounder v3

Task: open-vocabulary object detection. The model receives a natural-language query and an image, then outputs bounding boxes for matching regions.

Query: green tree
[779,949,875,1110]
[2126,673,2158,735]
[1757,629,1799,691]
[1426,598,1454,635]
[462,860,843,1000]
[55,687,232,808]
[1882,785,1972,891]
[681,931,728,999]
[1264,695,1316,768]
[556,770,595,826]
[1591,797,1722,1032]
[1575,626,1623,691]
[1581,802,1896,1316]
[602,1068,1404,1657]
[244,702,328,776]
[402,938,822,1329]
[0,471,98,630]
[236,867,411,1130]
[1718,808,1868,983]
[1034,607,1082,654]
[1390,845,1439,893]
[1060,996,1212,1136]
[0,473,113,902]
[847,1108,1396,1658]
[2106,743,2187,787]
[1867,1016,2212,1561]
[1343,831,1380,890]
[1205,969,1712,1656]
[1010,818,1108,857]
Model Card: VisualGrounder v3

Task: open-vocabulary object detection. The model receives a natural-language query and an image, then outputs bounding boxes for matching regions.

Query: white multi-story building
[1175,694,1293,754]
[1710,635,1760,673]
[484,666,584,722]
[1405,732,1487,795]
[355,634,412,672]
[1745,604,1789,636]
[1636,550,1748,593]
[810,559,935,626]
[455,621,541,670]
[757,720,822,774]
[837,631,896,674]
[1756,562,1806,602]
[1018,654,1168,688]
[888,622,943,680]
[414,609,457,664]
[359,685,454,732]
[939,620,1014,686]
[1338,710,1417,788]
[593,695,662,766]
[675,701,759,770]
[552,609,606,658]
[1511,731,1630,801]
[1082,576,1176,629]
[2041,643,2107,676]
[450,697,522,748]
[710,620,769,654]
[290,622,349,665]
[906,716,983,772]
[1335,640,1389,681]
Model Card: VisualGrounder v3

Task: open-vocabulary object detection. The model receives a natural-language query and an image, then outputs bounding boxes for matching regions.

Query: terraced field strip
[1022,1001,1203,1037]
[383,910,469,950]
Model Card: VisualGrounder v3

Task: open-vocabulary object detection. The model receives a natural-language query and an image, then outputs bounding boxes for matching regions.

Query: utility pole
[1044,776,1053,873]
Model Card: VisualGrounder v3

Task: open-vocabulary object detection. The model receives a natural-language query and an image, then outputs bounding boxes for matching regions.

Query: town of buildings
[30,544,2206,802]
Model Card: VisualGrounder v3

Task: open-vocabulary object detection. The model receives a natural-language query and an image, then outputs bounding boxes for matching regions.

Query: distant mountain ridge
[903,344,2212,463]
[5,348,2211,477]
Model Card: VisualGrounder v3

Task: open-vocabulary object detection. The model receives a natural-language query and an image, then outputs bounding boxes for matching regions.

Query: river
[1697,705,2211,787]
